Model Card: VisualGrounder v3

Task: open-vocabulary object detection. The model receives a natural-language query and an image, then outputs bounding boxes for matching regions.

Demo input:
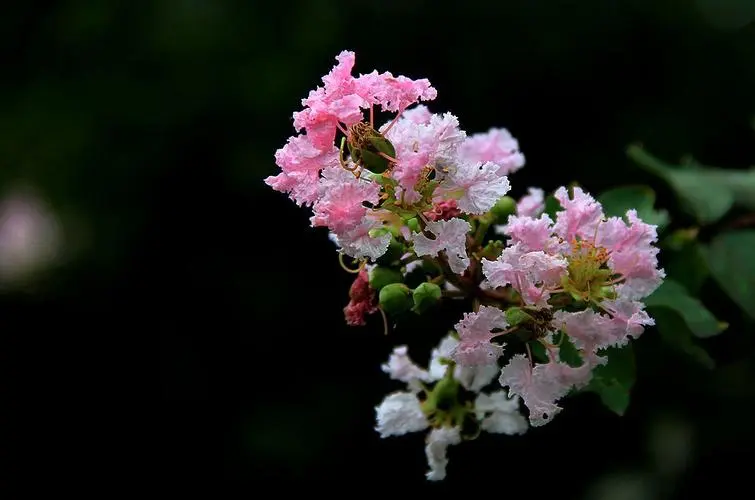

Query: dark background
[2,0,755,494]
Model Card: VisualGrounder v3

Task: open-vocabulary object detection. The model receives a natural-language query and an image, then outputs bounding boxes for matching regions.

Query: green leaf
[528,341,548,364]
[649,307,715,369]
[664,241,709,295]
[705,230,755,320]
[627,145,755,224]
[586,344,635,416]
[645,280,725,338]
[552,332,583,367]
[543,193,560,220]
[598,185,670,230]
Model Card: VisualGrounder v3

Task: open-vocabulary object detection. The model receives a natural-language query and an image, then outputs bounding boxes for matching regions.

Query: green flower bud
[412,282,442,314]
[505,306,534,326]
[379,283,412,315]
[490,195,517,223]
[370,266,403,291]
[406,217,421,233]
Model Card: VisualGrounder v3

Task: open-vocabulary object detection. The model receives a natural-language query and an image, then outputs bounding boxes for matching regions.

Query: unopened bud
[412,282,442,314]
[370,266,403,291]
[505,306,533,326]
[379,283,412,315]
[490,196,517,223]
[406,217,421,233]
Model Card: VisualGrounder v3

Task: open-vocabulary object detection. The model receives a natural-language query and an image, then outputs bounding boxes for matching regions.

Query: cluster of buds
[266,51,665,480]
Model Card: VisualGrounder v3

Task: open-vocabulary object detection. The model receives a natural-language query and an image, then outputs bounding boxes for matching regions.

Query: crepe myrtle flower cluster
[265,51,665,481]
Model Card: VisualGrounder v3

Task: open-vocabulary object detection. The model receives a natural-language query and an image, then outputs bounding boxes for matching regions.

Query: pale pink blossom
[482,243,567,306]
[265,135,339,205]
[552,299,654,352]
[552,186,604,243]
[401,104,433,124]
[500,213,561,253]
[434,161,511,215]
[310,167,380,233]
[385,112,466,194]
[335,220,391,261]
[516,187,545,217]
[450,306,508,366]
[457,127,525,175]
[429,334,499,392]
[412,218,471,274]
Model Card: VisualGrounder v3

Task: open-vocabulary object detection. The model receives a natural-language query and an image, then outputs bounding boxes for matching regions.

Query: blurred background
[3,0,755,494]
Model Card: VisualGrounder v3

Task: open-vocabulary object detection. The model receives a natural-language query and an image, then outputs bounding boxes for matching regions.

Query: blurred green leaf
[586,344,635,416]
[598,185,670,230]
[543,193,560,220]
[627,145,755,225]
[649,307,716,370]
[646,280,726,338]
[705,230,755,320]
[695,0,755,31]
[553,332,583,367]
[665,241,709,295]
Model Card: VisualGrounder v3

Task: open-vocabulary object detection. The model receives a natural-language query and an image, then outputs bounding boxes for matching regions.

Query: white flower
[437,161,511,215]
[412,218,471,274]
[375,392,429,438]
[474,390,528,435]
[381,346,431,392]
[425,426,462,481]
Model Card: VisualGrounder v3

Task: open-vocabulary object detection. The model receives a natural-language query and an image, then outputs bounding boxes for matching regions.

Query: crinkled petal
[425,426,461,481]
[375,392,429,438]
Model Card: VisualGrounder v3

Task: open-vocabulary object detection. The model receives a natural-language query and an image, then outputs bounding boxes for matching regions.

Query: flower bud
[412,282,442,314]
[370,266,403,291]
[505,306,533,326]
[379,283,412,315]
[406,217,421,233]
[490,195,517,223]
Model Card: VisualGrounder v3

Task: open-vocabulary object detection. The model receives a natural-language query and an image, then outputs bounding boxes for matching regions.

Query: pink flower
[457,128,525,175]
[482,243,567,307]
[335,219,391,261]
[516,187,545,217]
[500,213,561,253]
[293,51,366,149]
[265,135,339,205]
[357,71,437,113]
[310,167,380,233]
[551,299,654,352]
[450,306,508,366]
[500,352,601,427]
[552,186,604,243]
[411,218,471,274]
[434,161,511,215]
[385,112,466,195]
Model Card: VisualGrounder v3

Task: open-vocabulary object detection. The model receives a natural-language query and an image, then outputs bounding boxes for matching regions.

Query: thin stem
[338,253,362,273]
[380,106,406,135]
[378,307,390,336]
